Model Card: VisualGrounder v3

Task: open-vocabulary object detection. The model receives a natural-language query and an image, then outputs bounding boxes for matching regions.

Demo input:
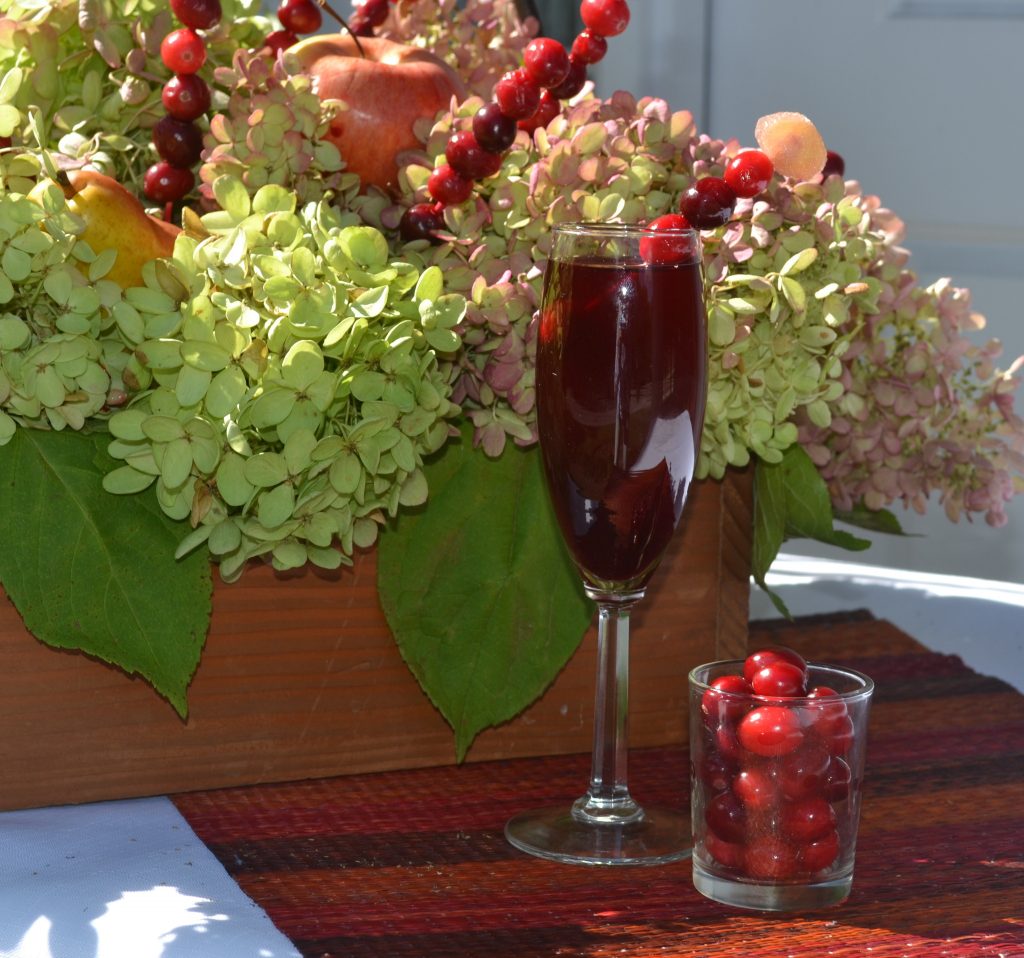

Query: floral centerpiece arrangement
[0,0,1021,756]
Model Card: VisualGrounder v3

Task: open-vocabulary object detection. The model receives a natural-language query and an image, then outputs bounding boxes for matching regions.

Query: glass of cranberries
[688,646,874,911]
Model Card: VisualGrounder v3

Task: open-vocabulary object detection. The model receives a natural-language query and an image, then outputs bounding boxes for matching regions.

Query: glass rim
[552,220,699,237]
[688,659,875,704]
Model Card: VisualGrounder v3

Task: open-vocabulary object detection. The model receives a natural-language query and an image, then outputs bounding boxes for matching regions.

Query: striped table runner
[174,612,1024,957]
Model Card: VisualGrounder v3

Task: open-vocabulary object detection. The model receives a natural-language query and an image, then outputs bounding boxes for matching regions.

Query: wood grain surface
[0,471,752,811]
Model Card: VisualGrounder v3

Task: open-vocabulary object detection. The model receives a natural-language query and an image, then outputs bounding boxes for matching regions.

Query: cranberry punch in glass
[505,220,708,865]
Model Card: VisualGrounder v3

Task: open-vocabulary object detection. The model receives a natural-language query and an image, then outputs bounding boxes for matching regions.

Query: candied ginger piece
[754,111,827,182]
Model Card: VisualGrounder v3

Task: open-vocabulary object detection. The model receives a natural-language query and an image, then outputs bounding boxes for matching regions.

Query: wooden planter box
[0,471,752,812]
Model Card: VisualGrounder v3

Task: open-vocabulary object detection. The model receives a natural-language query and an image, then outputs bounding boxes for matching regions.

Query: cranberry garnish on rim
[639,213,695,266]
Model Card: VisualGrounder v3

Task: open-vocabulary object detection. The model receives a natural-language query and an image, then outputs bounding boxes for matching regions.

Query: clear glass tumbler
[689,660,874,911]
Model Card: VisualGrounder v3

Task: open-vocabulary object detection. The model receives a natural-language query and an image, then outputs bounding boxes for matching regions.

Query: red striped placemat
[174,613,1024,957]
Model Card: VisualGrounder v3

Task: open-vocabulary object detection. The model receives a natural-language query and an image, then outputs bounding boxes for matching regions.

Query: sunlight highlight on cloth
[92,886,228,958]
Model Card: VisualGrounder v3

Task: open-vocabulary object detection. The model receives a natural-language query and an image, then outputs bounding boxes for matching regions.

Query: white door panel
[598,1,1024,582]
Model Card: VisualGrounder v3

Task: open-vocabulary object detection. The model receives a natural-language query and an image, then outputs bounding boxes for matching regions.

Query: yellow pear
[31,169,180,289]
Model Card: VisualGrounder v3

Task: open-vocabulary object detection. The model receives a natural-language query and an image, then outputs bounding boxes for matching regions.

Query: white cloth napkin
[0,796,301,958]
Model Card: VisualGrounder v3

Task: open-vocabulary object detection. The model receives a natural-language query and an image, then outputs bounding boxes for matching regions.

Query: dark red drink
[537,254,707,591]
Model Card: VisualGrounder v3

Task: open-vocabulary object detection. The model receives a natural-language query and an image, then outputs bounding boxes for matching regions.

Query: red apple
[288,34,467,194]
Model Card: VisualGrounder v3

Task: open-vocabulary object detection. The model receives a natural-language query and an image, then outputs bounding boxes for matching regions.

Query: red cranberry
[799,829,840,873]
[705,791,746,844]
[777,742,831,801]
[360,0,390,28]
[523,37,570,89]
[704,831,744,869]
[701,673,752,726]
[427,164,474,205]
[571,29,608,64]
[737,705,804,757]
[678,176,736,230]
[399,203,443,243]
[580,0,631,37]
[161,28,207,75]
[807,685,848,719]
[733,765,777,812]
[170,0,222,30]
[723,148,774,198]
[750,660,807,698]
[161,74,211,122]
[263,28,298,54]
[713,721,742,764]
[780,797,836,843]
[699,751,735,793]
[822,149,845,179]
[143,160,194,203]
[347,13,373,36]
[743,647,807,685]
[824,756,852,802]
[743,838,800,880]
[639,213,695,266]
[473,102,518,153]
[152,116,204,168]
[277,0,323,34]
[495,68,541,121]
[547,55,587,101]
[445,130,503,180]
[822,714,855,755]
[518,89,561,133]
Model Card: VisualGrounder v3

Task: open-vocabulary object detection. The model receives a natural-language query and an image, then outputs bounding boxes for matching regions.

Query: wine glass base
[505,805,691,866]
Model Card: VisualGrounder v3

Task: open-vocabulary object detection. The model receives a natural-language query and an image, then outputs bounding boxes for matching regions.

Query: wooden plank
[0,473,751,811]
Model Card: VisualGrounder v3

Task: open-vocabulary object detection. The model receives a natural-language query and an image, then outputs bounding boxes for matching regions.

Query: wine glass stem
[573,596,645,827]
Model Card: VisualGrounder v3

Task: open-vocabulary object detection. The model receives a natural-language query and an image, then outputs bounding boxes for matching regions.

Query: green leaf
[752,447,872,617]
[377,424,592,760]
[0,430,211,716]
[834,504,913,537]
[212,175,251,221]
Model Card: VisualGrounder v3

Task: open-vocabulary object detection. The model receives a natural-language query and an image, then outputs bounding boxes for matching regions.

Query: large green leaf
[0,429,212,716]
[752,445,871,616]
[377,425,593,760]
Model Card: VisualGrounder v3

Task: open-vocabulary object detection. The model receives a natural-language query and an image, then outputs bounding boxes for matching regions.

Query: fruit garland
[145,0,330,210]
[398,0,636,241]
[146,0,833,241]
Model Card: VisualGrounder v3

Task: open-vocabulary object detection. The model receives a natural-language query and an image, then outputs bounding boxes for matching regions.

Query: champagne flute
[505,221,708,865]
